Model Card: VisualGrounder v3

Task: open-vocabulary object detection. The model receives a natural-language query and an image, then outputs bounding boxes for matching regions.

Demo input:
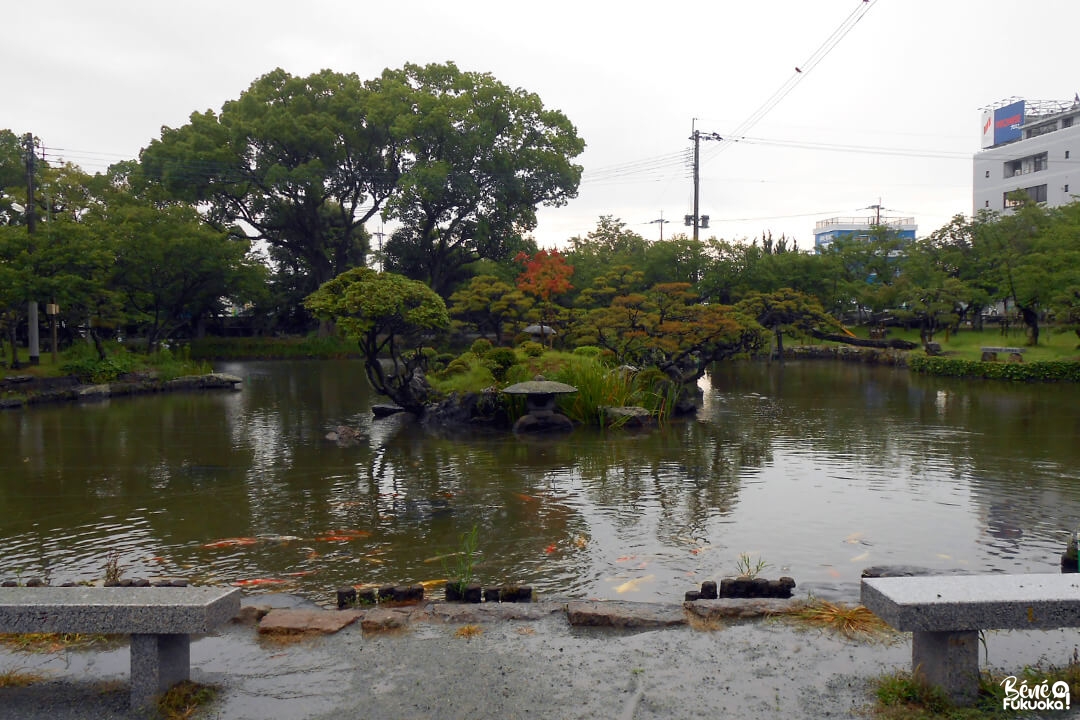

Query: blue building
[813,213,917,253]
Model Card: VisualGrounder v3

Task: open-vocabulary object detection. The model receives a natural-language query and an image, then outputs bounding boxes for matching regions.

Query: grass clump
[735,553,770,578]
[441,524,480,594]
[454,624,484,639]
[0,632,118,653]
[868,666,1074,719]
[0,665,46,688]
[780,599,894,641]
[157,680,219,720]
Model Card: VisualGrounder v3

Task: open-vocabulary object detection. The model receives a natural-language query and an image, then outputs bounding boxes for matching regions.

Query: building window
[985,200,990,207]
[985,170,990,178]
[1066,184,1071,194]
[1064,118,1074,129]
[1005,185,1048,207]
[1067,150,1072,159]
[1034,153,1048,172]
[1027,123,1056,139]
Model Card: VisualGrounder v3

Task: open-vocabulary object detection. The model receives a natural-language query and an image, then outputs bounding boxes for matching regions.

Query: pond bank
[0,373,242,410]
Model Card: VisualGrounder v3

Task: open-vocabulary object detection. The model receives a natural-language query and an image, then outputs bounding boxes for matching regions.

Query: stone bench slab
[0,586,240,708]
[861,573,1080,631]
[862,574,1080,705]
[0,586,241,634]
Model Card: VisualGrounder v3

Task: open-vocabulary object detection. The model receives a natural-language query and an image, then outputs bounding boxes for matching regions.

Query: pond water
[2,359,1079,605]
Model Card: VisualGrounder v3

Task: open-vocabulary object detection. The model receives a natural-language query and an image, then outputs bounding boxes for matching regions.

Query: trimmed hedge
[909,355,1080,382]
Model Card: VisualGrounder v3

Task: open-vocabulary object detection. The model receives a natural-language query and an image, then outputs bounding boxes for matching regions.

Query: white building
[973,98,1079,214]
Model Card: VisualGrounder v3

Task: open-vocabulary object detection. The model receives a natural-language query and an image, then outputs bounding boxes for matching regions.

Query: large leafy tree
[140,68,402,297]
[304,267,450,413]
[979,197,1072,345]
[378,62,585,296]
[564,216,648,293]
[0,153,115,365]
[822,227,907,324]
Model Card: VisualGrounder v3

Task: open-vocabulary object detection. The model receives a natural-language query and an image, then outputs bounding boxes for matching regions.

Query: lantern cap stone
[502,376,577,395]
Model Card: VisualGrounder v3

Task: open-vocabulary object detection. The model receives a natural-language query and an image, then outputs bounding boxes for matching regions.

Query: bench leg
[912,630,980,705]
[129,633,190,708]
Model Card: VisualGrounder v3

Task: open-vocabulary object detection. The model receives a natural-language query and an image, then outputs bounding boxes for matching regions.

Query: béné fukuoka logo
[1000,676,1071,712]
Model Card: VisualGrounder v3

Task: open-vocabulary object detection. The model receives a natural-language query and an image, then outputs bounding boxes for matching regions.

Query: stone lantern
[501,376,577,433]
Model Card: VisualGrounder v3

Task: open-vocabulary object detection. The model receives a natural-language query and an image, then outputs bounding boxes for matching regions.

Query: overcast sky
[4,0,1078,250]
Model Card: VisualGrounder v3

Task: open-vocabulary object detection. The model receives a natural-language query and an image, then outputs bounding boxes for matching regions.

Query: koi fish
[514,492,540,503]
[316,529,371,539]
[614,575,655,594]
[574,535,588,549]
[544,544,557,554]
[844,532,865,544]
[419,579,446,590]
[314,529,371,542]
[283,571,315,577]
[231,578,288,587]
[616,555,638,563]
[259,535,302,543]
[424,552,462,564]
[850,551,870,563]
[202,537,259,549]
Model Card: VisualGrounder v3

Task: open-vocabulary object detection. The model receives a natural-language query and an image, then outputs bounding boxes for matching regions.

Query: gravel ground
[3,599,1080,720]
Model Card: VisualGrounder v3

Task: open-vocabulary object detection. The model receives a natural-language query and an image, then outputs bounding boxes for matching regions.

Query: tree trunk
[6,325,19,369]
[89,327,108,361]
[1019,306,1039,345]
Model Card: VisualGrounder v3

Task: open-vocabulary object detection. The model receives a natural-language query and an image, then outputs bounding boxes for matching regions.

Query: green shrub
[431,363,496,393]
[520,341,545,358]
[484,347,519,381]
[60,347,137,384]
[442,358,472,376]
[470,338,494,356]
[572,346,602,358]
[910,355,1080,382]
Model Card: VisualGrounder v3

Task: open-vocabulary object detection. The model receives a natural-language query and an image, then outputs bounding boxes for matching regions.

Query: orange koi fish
[231,578,288,587]
[202,537,259,549]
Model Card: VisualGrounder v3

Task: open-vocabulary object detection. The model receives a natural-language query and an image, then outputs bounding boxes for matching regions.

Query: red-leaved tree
[515,249,573,345]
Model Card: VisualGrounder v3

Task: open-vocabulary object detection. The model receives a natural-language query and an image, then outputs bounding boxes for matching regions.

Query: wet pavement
[2,594,1080,719]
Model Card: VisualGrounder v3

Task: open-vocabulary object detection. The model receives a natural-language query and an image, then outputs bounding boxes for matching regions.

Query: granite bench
[861,574,1080,704]
[0,586,240,708]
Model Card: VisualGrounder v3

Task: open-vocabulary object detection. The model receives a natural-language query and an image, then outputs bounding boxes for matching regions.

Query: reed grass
[779,599,894,641]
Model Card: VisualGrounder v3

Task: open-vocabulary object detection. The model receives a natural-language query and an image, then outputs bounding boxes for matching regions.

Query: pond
[2,359,1079,605]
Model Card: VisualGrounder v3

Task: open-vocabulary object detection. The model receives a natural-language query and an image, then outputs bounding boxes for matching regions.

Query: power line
[705,0,879,165]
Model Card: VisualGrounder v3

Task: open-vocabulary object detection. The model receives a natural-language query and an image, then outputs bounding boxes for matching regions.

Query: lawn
[843,324,1080,363]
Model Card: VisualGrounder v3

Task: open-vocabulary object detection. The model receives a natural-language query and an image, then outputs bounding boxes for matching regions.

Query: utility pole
[649,213,669,241]
[863,199,885,225]
[372,228,386,272]
[24,133,39,366]
[687,121,722,242]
